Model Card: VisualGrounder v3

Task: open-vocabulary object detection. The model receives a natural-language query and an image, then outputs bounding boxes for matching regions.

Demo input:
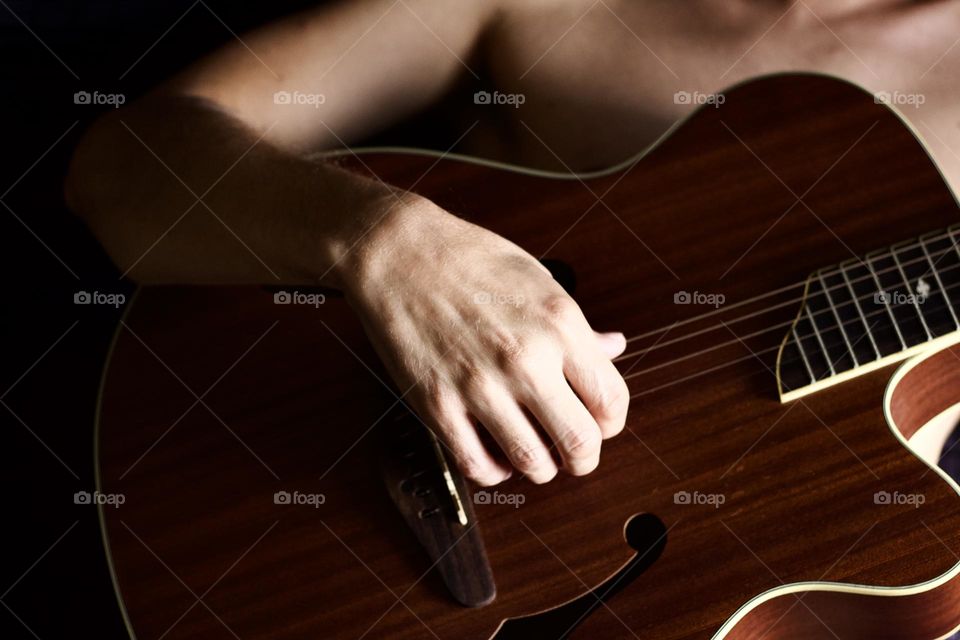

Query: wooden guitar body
[96,74,960,639]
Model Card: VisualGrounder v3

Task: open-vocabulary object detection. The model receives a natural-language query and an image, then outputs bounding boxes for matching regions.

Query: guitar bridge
[380,409,496,608]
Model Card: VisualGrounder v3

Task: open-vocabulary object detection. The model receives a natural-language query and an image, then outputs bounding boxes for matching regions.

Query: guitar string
[613,258,960,364]
[626,301,958,400]
[624,296,956,384]
[620,285,960,384]
[620,227,959,347]
[615,250,960,398]
[613,234,960,363]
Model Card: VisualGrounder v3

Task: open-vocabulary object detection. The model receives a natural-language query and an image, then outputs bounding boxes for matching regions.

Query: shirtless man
[65,0,960,487]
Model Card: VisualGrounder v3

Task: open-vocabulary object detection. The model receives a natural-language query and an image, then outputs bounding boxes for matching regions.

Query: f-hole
[494,513,668,639]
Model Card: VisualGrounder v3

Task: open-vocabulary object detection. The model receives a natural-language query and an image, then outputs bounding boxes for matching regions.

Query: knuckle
[457,365,492,395]
[421,379,455,413]
[596,377,630,420]
[561,426,602,460]
[508,442,545,472]
[503,343,557,386]
[540,294,579,325]
[492,335,529,369]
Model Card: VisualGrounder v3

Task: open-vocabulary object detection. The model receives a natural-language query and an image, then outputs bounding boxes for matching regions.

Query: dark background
[0,2,323,637]
[4,3,960,639]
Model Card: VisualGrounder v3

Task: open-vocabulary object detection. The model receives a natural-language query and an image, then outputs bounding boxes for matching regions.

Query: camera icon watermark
[74,490,125,508]
[673,490,725,509]
[74,290,126,308]
[673,290,725,308]
[74,90,126,108]
[473,90,526,108]
[472,291,525,307]
[273,490,326,508]
[273,290,326,308]
[673,90,725,108]
[874,490,925,508]
[873,290,926,306]
[273,90,326,108]
[874,91,925,109]
[473,490,525,508]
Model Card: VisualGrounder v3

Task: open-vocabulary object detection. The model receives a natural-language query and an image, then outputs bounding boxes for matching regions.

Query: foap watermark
[474,490,525,508]
[674,90,725,108]
[874,91,925,109]
[273,90,326,108]
[674,490,725,509]
[874,490,925,508]
[474,90,526,108]
[74,90,126,108]
[74,490,125,508]
[473,291,526,307]
[274,490,326,508]
[674,290,725,308]
[273,290,326,307]
[873,290,926,306]
[74,290,126,308]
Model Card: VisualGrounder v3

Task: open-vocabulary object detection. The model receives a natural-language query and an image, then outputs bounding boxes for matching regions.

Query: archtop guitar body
[96,74,960,639]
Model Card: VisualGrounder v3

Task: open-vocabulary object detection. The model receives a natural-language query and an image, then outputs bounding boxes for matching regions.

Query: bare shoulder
[490,0,601,24]
[480,0,623,64]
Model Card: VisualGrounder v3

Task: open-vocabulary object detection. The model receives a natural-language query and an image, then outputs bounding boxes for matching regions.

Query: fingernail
[598,331,627,357]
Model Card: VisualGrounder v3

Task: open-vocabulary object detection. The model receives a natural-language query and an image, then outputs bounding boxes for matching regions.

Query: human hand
[341,194,629,485]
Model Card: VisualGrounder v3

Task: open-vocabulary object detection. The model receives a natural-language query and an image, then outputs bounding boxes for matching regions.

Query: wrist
[330,189,439,296]
[283,159,420,289]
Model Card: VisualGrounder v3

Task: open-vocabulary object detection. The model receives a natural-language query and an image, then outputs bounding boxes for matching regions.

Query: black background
[0,3,320,637]
[4,3,960,638]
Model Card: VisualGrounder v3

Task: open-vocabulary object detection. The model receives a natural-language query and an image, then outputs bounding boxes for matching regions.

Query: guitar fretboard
[777,225,960,401]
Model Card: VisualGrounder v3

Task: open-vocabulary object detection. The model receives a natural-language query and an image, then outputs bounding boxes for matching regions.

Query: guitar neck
[778,224,960,402]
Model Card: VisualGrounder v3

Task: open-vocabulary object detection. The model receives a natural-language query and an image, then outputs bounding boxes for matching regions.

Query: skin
[65,0,960,486]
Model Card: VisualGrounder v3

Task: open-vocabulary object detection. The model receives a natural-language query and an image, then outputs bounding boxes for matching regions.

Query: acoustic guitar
[94,74,960,639]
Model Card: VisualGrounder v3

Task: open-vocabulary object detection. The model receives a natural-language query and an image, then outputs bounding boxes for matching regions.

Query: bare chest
[475,0,960,192]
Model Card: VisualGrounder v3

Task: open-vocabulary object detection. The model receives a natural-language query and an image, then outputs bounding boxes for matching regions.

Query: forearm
[66,94,399,286]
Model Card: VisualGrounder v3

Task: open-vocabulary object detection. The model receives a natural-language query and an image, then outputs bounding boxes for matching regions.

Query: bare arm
[165,0,496,150]
[66,0,497,284]
[66,0,629,486]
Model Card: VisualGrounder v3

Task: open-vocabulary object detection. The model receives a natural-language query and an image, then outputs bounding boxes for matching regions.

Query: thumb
[595,331,626,359]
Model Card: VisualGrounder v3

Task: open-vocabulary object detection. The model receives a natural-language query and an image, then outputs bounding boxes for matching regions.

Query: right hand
[339,194,630,486]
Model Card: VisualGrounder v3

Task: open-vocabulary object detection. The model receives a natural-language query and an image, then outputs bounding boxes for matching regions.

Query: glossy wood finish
[97,75,960,639]
[380,411,497,608]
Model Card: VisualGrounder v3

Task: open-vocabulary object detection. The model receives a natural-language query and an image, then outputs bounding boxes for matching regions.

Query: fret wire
[838,263,881,359]
[629,228,960,349]
[621,238,960,370]
[793,245,959,334]
[919,235,960,329]
[806,260,960,343]
[792,326,817,384]
[630,240,960,350]
[948,225,960,269]
[804,304,835,376]
[865,253,908,350]
[807,287,960,361]
[626,260,960,375]
[783,300,959,376]
[817,229,954,290]
[944,227,960,258]
[816,270,859,367]
[623,263,960,367]
[624,291,960,385]
[891,245,933,340]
